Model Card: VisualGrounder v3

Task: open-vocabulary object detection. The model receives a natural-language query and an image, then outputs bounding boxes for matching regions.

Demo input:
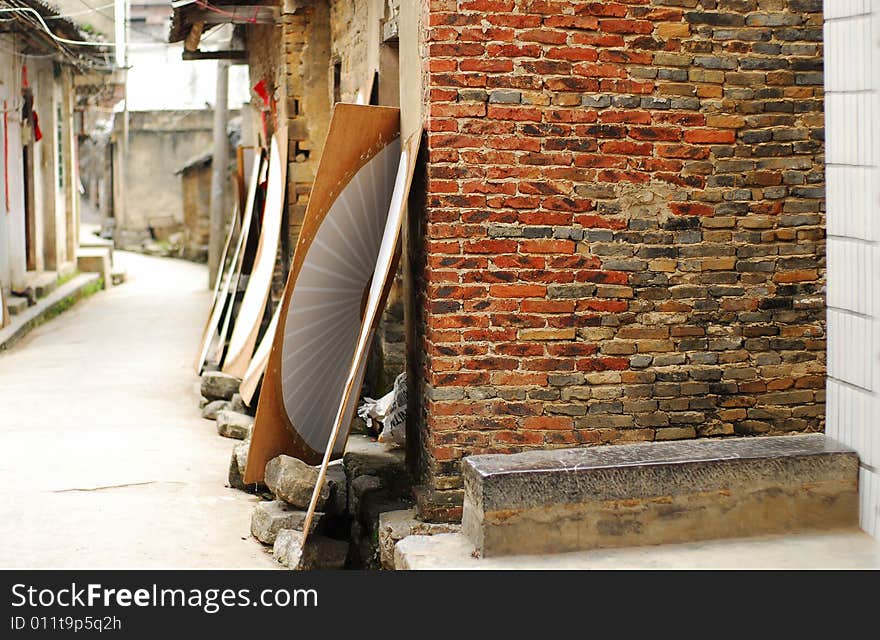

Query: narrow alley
[0,252,275,568]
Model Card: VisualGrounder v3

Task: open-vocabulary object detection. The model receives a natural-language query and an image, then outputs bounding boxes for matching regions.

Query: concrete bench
[462,434,859,557]
[77,247,113,289]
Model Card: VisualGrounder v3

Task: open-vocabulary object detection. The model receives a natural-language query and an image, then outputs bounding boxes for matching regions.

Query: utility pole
[208,60,230,289]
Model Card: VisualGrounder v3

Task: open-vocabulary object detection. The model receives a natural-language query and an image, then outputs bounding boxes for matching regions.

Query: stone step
[77,248,112,289]
[462,434,859,557]
[0,273,102,352]
[20,271,59,299]
[5,296,29,316]
[394,529,880,570]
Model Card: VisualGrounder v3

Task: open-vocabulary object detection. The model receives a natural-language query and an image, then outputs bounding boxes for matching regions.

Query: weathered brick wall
[412,0,826,519]
[330,0,372,101]
[247,3,333,302]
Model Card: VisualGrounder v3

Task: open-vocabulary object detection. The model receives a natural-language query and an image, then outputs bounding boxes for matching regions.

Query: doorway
[22,144,36,271]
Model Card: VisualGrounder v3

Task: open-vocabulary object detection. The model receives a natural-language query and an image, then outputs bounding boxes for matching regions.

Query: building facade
[823,0,880,539]
[0,1,114,296]
[170,0,849,528]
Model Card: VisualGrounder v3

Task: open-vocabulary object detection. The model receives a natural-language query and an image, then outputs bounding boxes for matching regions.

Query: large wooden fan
[244,104,405,484]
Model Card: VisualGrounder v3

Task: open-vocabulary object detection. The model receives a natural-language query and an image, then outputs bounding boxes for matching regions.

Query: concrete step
[462,434,859,557]
[0,273,102,352]
[77,247,112,289]
[394,529,880,570]
[18,271,59,299]
[5,295,29,316]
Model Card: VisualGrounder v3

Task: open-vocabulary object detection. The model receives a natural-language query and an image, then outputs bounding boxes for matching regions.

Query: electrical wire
[0,4,167,48]
[44,2,115,20]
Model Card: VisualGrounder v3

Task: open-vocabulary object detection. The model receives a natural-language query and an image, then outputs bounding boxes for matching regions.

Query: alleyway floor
[0,252,277,568]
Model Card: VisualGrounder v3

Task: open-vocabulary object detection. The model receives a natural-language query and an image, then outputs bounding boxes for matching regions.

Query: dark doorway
[22,144,36,271]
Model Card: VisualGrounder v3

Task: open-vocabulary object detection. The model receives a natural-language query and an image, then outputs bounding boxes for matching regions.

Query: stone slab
[0,274,102,352]
[343,434,409,494]
[394,530,880,570]
[462,434,859,557]
[22,271,59,299]
[378,509,460,569]
[201,371,241,401]
[5,296,28,316]
[216,410,253,440]
[251,500,325,545]
[77,248,112,289]
[273,529,348,570]
[264,455,330,510]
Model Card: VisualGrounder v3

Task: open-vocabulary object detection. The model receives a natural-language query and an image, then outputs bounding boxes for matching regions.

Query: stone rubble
[273,529,348,570]
[377,508,460,570]
[216,410,253,440]
[201,399,231,420]
[229,393,247,414]
[200,371,241,401]
[251,500,325,545]
[264,455,331,510]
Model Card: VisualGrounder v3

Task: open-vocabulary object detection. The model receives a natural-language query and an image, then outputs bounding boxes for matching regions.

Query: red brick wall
[412,0,826,519]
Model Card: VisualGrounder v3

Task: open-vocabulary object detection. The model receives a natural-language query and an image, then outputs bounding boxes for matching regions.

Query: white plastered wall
[824,0,880,538]
[0,40,28,291]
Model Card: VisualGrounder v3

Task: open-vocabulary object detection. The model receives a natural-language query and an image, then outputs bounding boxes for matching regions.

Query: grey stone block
[489,90,521,104]
[228,440,249,490]
[216,410,253,440]
[202,399,231,420]
[378,509,460,570]
[200,371,241,401]
[325,462,347,516]
[229,393,246,414]
[265,455,330,510]
[251,500,325,545]
[343,435,408,494]
[462,434,859,557]
[273,529,348,570]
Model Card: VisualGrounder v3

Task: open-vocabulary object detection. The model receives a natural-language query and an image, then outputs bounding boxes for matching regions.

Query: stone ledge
[0,273,102,352]
[462,434,859,557]
[394,529,880,570]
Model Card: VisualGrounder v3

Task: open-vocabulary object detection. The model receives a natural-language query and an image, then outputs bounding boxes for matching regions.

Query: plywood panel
[223,127,288,379]
[194,154,263,373]
[239,302,280,406]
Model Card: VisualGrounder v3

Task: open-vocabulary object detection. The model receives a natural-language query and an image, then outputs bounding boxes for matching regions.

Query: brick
[518,328,577,341]
[408,0,827,513]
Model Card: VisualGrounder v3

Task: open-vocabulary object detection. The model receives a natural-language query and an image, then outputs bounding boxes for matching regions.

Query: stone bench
[77,248,113,289]
[462,434,859,557]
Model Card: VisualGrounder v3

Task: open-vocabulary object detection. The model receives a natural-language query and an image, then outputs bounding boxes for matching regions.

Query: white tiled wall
[824,0,880,538]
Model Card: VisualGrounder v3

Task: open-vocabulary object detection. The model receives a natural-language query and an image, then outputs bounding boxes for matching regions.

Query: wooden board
[223,126,288,379]
[243,104,401,484]
[211,155,268,369]
[194,154,263,373]
[238,302,280,407]
[0,287,8,329]
[300,129,423,546]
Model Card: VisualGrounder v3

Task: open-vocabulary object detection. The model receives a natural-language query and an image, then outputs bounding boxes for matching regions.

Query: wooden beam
[185,6,279,25]
[184,22,205,52]
[182,49,248,61]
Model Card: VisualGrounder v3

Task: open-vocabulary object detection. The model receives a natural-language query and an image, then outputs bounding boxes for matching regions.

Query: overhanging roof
[0,0,113,70]
[168,0,277,59]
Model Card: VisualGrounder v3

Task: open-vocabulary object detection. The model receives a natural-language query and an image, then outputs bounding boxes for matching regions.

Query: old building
[78,0,250,249]
[167,1,868,534]
[0,0,116,298]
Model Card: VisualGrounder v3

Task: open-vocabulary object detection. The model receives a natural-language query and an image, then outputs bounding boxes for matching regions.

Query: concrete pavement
[0,251,277,568]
